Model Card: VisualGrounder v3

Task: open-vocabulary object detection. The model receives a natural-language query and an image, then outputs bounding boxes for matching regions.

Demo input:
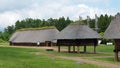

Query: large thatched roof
[9,27,59,43]
[104,13,120,39]
[57,23,101,39]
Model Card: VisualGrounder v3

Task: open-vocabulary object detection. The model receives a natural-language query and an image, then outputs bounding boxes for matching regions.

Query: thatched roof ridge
[70,21,85,25]
[9,27,59,43]
[57,24,101,39]
[104,13,120,39]
[16,26,56,32]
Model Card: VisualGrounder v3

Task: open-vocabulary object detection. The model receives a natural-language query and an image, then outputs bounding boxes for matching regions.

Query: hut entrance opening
[45,41,52,47]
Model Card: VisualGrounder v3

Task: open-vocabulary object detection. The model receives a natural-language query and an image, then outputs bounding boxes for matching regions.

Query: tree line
[0,14,113,43]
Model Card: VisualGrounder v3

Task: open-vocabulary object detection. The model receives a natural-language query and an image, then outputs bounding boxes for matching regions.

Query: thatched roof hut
[104,13,120,39]
[57,23,101,53]
[9,26,59,46]
[104,13,120,61]
[57,23,101,39]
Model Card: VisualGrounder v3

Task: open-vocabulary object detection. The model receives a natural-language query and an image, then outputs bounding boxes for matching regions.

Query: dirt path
[37,47,120,68]
[58,56,120,68]
[34,52,120,68]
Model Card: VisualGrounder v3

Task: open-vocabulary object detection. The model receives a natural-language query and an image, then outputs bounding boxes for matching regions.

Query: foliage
[0,38,5,43]
[55,17,73,31]
[1,17,73,41]
[99,32,114,44]
[0,32,11,41]
[98,14,113,32]
[14,17,73,31]
[83,14,113,33]
[0,14,113,41]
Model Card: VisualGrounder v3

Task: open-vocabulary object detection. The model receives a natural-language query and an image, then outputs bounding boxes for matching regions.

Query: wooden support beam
[68,46,71,53]
[94,45,96,54]
[45,41,48,47]
[50,42,53,47]
[77,46,80,53]
[58,45,60,52]
[114,52,119,62]
[114,40,119,62]
[84,45,86,53]
[94,40,97,54]
[73,46,75,52]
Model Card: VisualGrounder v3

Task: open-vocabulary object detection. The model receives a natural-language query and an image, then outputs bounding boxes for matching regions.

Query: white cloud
[0,11,22,27]
[0,0,118,31]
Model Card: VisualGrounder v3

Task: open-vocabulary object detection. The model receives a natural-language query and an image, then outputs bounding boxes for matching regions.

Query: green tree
[98,14,112,32]
[4,25,15,34]
[55,17,72,31]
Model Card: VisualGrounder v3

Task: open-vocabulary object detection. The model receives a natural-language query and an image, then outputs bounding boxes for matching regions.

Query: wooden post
[94,39,98,54]
[114,40,119,62]
[10,42,12,46]
[50,42,53,47]
[77,46,80,53]
[58,45,60,52]
[73,46,75,53]
[114,52,119,62]
[94,45,96,54]
[45,41,48,47]
[84,45,86,53]
[68,46,71,53]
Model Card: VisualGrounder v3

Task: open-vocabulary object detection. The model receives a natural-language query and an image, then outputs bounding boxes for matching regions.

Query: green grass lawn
[45,45,114,57]
[0,46,103,68]
[46,45,120,63]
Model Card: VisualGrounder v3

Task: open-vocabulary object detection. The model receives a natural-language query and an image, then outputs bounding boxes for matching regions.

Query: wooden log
[58,45,60,52]
[68,46,71,53]
[114,52,119,62]
[114,39,119,61]
[77,46,80,53]
[50,42,53,47]
[94,45,96,54]
[94,40,97,54]
[45,41,48,47]
[73,46,75,52]
[84,45,86,53]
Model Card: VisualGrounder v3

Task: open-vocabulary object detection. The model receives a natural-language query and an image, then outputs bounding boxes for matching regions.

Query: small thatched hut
[9,26,59,46]
[57,23,101,53]
[104,13,120,61]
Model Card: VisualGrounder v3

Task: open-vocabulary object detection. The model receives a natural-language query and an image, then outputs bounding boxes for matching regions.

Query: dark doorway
[45,41,52,47]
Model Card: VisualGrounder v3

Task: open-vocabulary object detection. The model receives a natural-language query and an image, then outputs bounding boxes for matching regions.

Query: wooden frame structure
[57,39,98,53]
[114,39,120,61]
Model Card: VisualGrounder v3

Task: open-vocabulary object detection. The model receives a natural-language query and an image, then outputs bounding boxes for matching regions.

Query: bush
[99,32,114,44]
[100,39,114,44]
[0,38,5,43]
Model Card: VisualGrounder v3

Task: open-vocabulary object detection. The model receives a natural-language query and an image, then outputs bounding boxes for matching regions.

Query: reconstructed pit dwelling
[9,22,101,54]
[104,13,120,62]
[9,26,59,46]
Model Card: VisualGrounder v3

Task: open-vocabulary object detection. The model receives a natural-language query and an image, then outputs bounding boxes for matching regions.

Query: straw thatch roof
[57,23,101,39]
[104,13,120,39]
[9,27,59,43]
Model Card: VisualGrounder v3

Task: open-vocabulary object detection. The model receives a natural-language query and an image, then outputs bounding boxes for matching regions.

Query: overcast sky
[0,0,120,31]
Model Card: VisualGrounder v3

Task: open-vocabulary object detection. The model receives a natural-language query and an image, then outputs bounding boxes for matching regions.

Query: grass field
[42,45,114,58]
[37,45,120,64]
[0,45,104,68]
